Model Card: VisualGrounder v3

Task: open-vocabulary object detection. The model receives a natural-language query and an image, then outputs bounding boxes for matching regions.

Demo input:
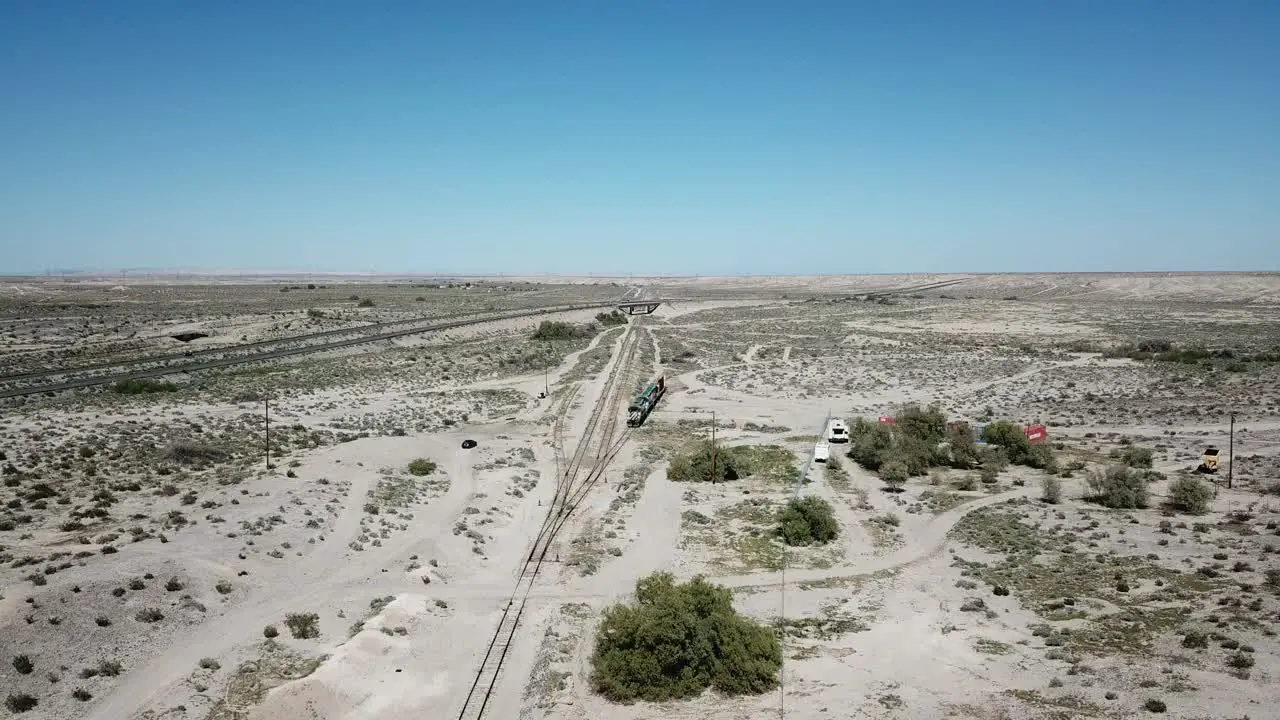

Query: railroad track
[0,301,624,400]
[455,328,641,720]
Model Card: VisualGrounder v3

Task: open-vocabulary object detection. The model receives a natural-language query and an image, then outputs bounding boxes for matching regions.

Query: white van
[827,418,849,443]
[814,441,830,463]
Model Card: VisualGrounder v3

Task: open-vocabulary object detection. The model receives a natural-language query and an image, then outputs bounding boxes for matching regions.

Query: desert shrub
[1116,445,1155,468]
[284,612,320,639]
[198,657,220,670]
[1181,631,1209,649]
[5,694,37,713]
[263,624,279,638]
[407,458,437,476]
[1086,465,1149,509]
[165,577,184,592]
[982,421,1057,471]
[112,378,177,394]
[1041,476,1062,504]
[1144,698,1167,712]
[879,460,909,490]
[356,298,375,307]
[595,310,628,326]
[215,580,233,594]
[532,320,592,341]
[12,654,33,674]
[97,660,122,677]
[163,441,229,464]
[590,572,781,702]
[776,496,839,546]
[1167,476,1213,514]
[895,404,948,445]
[847,419,895,470]
[851,409,1050,482]
[135,608,164,623]
[666,440,742,483]
[72,688,92,701]
[944,422,980,468]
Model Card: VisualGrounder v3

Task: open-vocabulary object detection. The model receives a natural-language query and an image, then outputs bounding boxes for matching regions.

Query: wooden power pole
[1228,413,1236,490]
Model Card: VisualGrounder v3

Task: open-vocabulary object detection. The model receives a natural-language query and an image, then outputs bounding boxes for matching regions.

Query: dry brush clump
[591,572,781,703]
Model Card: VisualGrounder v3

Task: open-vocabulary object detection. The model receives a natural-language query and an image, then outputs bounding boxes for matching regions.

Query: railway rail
[0,301,624,400]
[0,312,470,384]
[455,327,640,720]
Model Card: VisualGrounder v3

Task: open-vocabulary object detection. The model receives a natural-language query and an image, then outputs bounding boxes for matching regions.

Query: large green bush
[532,320,593,341]
[113,378,178,394]
[666,440,742,483]
[666,442,799,486]
[1114,445,1154,469]
[776,496,839,546]
[1086,465,1149,509]
[1167,475,1213,514]
[981,421,1057,472]
[847,408,1057,484]
[591,573,781,703]
[595,310,628,326]
[407,458,437,476]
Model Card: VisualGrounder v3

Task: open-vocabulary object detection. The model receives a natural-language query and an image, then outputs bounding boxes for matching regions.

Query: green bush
[879,460,909,489]
[666,440,742,483]
[895,404,947,445]
[1167,475,1213,514]
[1086,465,1149,509]
[532,320,593,341]
[112,378,178,395]
[1116,445,1154,468]
[776,496,839,546]
[407,458,437,476]
[849,410,1056,481]
[945,422,980,468]
[590,573,781,702]
[595,310,628,326]
[982,421,1057,471]
[5,694,37,713]
[848,419,894,470]
[284,612,320,639]
[1041,476,1062,504]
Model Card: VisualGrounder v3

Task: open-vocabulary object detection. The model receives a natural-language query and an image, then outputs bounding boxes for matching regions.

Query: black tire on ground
[461,439,477,449]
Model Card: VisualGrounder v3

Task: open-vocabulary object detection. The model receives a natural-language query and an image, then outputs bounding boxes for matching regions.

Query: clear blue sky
[2,1,1277,275]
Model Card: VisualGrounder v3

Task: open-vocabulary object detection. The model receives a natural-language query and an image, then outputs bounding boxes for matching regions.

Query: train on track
[627,376,666,427]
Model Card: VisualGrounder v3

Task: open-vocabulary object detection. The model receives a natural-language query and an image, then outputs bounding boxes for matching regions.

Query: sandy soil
[1,273,1278,720]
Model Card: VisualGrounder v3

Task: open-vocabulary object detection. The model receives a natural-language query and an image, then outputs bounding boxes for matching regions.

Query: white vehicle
[813,441,830,463]
[827,418,849,443]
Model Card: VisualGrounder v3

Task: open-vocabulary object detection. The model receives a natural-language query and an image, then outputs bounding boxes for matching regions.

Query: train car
[627,376,666,427]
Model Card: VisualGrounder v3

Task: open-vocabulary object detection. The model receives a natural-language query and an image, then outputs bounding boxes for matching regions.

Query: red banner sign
[1024,424,1047,443]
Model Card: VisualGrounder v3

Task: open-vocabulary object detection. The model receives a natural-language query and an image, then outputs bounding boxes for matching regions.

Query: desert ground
[1,273,1278,720]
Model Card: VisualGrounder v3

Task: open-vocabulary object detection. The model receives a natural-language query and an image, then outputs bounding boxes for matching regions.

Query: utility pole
[264,398,271,469]
[1228,412,1236,490]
